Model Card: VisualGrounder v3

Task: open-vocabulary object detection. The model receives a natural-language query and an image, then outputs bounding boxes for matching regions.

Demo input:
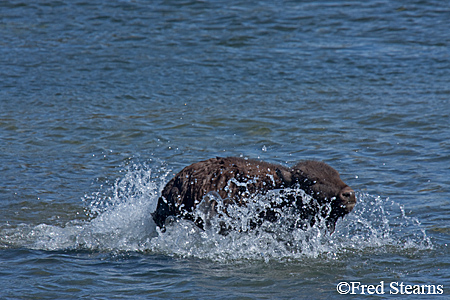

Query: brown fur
[152,157,356,233]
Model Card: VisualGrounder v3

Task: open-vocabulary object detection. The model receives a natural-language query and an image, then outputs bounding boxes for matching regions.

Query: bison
[152,157,356,234]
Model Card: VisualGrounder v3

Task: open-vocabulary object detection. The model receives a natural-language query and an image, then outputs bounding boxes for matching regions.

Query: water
[1,0,449,298]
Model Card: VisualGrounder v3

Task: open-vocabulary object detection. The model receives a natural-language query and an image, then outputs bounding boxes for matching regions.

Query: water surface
[1,0,449,299]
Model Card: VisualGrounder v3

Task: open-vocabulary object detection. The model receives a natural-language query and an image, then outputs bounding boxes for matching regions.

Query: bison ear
[276,168,293,186]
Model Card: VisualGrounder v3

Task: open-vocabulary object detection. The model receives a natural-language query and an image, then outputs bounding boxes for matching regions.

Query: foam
[1,162,432,262]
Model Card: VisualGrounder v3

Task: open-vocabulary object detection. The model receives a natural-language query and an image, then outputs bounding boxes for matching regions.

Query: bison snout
[339,186,356,212]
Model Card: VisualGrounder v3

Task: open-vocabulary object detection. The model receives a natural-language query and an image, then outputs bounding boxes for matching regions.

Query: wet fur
[152,157,356,233]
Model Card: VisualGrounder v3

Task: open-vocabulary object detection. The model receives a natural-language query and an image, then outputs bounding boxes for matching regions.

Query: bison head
[277,160,356,228]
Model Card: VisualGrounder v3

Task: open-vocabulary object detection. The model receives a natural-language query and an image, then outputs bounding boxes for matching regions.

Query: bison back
[152,157,289,228]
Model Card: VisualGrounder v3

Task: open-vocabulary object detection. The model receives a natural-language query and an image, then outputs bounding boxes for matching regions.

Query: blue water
[1,0,449,299]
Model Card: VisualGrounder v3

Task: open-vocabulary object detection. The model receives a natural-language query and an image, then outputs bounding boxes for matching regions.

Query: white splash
[1,162,165,252]
[1,162,432,262]
[150,191,432,262]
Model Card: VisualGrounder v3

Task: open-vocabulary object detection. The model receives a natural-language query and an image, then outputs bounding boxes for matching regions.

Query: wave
[0,162,432,262]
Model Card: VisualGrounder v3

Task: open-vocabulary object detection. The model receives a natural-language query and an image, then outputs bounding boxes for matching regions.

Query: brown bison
[152,157,356,234]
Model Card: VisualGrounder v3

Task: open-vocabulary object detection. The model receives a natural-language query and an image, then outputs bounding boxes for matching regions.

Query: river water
[1,0,449,299]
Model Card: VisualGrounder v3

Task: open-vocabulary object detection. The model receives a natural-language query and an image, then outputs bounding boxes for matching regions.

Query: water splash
[1,163,432,261]
[1,161,166,252]
[150,191,432,262]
